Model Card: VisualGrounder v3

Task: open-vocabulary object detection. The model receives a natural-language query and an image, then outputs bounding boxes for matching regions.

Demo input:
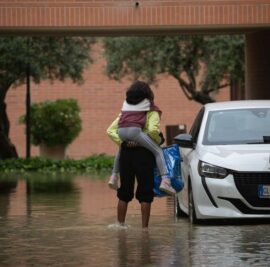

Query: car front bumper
[192,173,270,219]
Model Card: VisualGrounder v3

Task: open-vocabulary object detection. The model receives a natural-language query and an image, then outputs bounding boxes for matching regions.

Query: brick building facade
[1,1,269,34]
[2,0,270,158]
[6,42,229,159]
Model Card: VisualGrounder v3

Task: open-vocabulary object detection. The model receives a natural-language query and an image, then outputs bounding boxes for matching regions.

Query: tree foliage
[0,36,94,159]
[103,35,244,104]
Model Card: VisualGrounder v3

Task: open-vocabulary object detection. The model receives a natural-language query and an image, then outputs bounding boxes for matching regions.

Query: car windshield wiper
[246,141,265,144]
[246,136,270,144]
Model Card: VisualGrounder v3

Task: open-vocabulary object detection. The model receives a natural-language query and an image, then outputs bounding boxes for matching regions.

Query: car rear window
[203,108,270,145]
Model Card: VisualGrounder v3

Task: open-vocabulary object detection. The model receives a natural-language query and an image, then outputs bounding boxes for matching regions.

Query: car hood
[199,144,270,172]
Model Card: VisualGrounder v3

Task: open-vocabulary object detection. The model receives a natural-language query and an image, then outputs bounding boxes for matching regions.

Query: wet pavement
[0,173,270,267]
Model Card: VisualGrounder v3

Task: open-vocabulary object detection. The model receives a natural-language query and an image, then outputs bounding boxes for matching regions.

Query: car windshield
[203,108,270,145]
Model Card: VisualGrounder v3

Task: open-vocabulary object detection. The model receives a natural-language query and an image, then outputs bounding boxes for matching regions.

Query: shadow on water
[0,173,270,267]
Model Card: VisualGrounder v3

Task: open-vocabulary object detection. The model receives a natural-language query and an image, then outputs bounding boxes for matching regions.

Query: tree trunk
[193,91,215,105]
[0,91,18,159]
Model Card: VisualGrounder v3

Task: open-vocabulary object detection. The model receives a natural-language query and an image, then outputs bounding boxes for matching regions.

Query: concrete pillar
[245,30,270,99]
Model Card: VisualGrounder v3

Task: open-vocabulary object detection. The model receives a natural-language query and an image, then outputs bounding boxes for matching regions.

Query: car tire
[188,181,199,224]
[174,195,187,218]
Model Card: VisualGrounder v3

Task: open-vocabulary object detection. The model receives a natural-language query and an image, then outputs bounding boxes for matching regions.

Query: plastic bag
[153,144,184,197]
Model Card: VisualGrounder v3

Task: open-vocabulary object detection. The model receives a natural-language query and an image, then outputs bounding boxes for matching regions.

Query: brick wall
[0,0,270,34]
[6,42,229,159]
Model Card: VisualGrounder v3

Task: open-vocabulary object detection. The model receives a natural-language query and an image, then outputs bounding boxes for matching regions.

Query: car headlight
[198,161,228,178]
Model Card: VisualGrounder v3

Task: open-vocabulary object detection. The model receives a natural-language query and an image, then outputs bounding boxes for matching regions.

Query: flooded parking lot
[0,173,270,267]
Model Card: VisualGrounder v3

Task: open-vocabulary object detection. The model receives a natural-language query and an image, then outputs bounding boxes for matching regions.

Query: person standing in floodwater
[107,80,175,196]
[116,144,156,228]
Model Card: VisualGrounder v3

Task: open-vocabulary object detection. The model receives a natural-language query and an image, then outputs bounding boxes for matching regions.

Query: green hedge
[19,99,82,146]
[0,154,114,173]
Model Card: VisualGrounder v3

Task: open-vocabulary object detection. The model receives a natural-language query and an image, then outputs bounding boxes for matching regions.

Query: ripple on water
[108,222,130,230]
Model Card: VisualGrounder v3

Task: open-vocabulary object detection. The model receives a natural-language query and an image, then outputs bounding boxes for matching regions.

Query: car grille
[233,172,270,208]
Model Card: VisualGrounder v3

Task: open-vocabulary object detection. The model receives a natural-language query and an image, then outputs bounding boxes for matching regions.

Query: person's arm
[144,111,162,145]
[106,114,122,146]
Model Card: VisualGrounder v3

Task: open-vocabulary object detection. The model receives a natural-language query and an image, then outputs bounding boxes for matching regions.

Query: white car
[174,100,270,223]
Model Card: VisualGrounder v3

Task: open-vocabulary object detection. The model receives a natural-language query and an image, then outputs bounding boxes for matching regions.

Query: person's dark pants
[117,145,155,203]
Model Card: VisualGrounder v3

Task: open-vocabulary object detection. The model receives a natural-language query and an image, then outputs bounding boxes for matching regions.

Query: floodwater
[0,173,270,267]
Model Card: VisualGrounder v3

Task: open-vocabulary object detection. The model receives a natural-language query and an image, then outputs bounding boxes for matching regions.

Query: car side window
[189,107,205,144]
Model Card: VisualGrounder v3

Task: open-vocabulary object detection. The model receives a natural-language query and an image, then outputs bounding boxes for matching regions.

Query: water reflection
[0,173,270,267]
[0,178,17,217]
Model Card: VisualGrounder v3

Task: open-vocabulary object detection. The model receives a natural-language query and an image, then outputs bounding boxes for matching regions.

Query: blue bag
[153,144,184,197]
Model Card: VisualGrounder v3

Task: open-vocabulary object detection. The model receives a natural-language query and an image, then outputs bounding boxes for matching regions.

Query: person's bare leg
[141,202,151,228]
[117,200,128,224]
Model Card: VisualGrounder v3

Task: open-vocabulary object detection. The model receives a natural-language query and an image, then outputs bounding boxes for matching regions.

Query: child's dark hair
[126,80,154,105]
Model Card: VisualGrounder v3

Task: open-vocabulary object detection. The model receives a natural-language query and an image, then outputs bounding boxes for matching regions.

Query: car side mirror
[174,134,194,148]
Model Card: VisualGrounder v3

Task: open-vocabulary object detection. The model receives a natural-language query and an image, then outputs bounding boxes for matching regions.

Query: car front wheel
[174,195,187,218]
[188,181,198,224]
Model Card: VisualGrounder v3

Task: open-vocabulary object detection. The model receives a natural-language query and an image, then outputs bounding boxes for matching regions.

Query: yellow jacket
[107,111,162,146]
